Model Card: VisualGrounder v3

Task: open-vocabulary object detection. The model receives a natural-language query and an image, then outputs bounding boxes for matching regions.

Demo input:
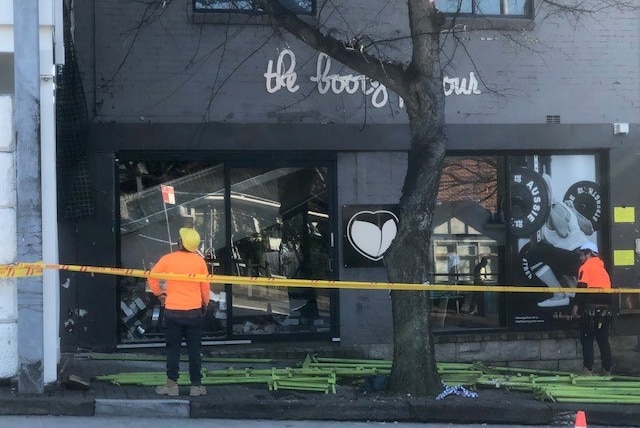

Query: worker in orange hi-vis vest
[570,241,612,376]
[148,227,210,397]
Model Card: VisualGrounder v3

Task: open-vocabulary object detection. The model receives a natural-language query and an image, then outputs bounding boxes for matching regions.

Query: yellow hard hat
[179,228,200,252]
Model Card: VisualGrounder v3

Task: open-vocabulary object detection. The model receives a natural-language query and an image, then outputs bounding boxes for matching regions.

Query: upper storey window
[194,0,315,15]
[435,0,531,17]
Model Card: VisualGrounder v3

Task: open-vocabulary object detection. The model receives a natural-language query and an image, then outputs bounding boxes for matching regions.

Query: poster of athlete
[507,154,603,329]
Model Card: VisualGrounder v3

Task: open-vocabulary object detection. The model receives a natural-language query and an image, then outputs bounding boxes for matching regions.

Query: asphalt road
[0,417,628,428]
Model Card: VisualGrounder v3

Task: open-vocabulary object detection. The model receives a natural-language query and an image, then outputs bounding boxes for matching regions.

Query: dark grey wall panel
[59,153,118,352]
[447,124,639,151]
[336,152,405,345]
[89,123,412,153]
[89,122,638,153]
[608,145,640,332]
[0,54,13,94]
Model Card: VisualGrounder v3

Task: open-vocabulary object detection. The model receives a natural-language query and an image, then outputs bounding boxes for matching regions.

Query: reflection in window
[431,157,505,330]
[435,0,472,14]
[194,0,315,14]
[435,0,530,16]
[118,161,228,343]
[118,161,334,343]
[229,167,331,336]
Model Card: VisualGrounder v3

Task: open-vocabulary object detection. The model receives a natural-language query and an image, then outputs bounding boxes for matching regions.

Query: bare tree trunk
[385,98,447,395]
[239,0,449,395]
[382,0,448,396]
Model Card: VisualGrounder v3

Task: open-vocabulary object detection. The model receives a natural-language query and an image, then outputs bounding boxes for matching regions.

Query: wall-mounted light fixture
[614,123,629,135]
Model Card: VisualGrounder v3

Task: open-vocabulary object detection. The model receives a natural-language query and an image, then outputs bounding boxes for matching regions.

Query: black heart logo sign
[347,210,399,261]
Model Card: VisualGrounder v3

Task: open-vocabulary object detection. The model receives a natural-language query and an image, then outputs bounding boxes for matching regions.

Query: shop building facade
[62,1,640,371]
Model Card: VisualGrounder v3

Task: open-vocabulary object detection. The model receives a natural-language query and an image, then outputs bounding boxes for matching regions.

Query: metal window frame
[192,0,316,16]
[114,151,339,345]
[439,0,532,18]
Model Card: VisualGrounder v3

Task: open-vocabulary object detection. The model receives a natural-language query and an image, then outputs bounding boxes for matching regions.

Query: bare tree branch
[255,0,408,96]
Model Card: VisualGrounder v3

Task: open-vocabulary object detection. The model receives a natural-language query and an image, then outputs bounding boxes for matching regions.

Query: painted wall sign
[264,49,481,109]
[443,73,481,96]
[343,205,399,268]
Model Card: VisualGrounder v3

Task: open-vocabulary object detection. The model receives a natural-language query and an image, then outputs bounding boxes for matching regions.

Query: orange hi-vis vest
[578,256,611,289]
[148,250,210,310]
[577,256,611,307]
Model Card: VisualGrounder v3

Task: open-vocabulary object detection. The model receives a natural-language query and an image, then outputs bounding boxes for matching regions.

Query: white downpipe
[40,24,59,385]
[40,73,58,385]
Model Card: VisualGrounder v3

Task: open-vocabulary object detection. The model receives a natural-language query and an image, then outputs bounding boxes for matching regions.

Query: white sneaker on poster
[537,296,570,307]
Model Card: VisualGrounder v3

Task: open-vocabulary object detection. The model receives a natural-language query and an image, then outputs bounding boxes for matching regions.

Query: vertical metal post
[41,0,61,385]
[14,0,44,394]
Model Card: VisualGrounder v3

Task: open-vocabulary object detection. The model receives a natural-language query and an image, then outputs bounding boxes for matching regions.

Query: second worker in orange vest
[571,241,612,375]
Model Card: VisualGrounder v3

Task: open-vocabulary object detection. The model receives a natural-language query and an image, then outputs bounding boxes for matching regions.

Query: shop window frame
[431,154,507,332]
[436,0,535,32]
[430,151,610,333]
[115,151,339,345]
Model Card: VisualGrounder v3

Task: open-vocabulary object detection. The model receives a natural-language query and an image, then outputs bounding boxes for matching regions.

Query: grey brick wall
[441,8,640,124]
[75,1,639,127]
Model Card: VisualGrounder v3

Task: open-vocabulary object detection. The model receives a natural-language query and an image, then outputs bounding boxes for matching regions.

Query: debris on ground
[436,384,478,400]
[91,354,640,403]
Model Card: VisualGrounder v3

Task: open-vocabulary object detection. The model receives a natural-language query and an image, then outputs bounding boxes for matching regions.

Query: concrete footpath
[0,353,639,427]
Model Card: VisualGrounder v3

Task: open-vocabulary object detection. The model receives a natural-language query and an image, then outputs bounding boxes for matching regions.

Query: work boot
[581,367,593,376]
[189,385,207,397]
[155,379,179,396]
[602,368,612,376]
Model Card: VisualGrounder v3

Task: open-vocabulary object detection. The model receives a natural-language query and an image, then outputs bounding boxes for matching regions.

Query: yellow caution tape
[0,263,44,278]
[0,262,637,294]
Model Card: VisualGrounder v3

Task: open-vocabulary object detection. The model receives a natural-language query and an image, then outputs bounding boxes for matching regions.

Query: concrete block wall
[0,95,18,378]
[437,334,640,375]
[434,334,584,372]
[356,331,640,375]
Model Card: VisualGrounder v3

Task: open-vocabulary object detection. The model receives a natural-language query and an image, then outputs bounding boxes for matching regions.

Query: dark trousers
[579,311,612,372]
[163,309,203,385]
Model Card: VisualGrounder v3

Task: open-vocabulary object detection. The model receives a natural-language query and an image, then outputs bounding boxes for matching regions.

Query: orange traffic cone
[575,410,587,428]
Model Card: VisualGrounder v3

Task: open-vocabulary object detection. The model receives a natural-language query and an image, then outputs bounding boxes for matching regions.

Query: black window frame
[115,151,340,345]
[193,0,316,16]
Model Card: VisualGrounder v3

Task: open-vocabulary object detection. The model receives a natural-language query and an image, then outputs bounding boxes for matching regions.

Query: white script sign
[443,73,481,96]
[264,49,481,108]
